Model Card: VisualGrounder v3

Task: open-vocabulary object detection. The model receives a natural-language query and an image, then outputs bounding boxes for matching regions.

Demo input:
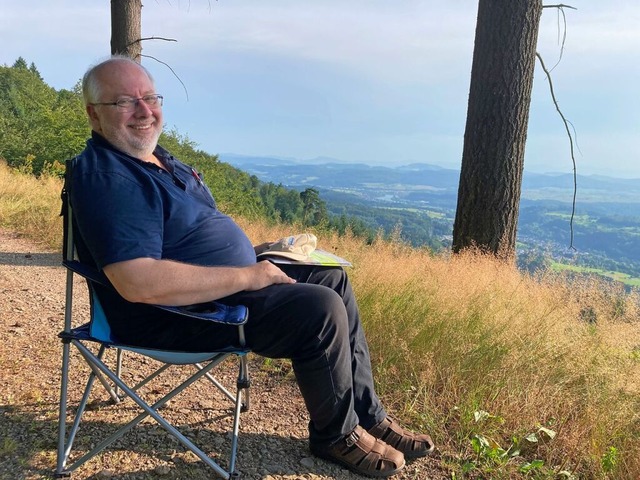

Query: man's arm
[103,258,295,306]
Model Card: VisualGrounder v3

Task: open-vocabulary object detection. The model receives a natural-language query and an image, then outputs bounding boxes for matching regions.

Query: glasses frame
[90,94,164,112]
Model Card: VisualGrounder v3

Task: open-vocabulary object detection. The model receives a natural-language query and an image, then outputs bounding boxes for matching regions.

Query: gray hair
[82,55,155,105]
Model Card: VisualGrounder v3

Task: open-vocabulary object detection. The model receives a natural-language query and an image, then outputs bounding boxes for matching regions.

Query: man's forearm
[103,258,250,305]
[103,257,294,306]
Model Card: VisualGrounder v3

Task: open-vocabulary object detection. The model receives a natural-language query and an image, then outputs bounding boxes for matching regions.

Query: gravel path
[0,229,447,480]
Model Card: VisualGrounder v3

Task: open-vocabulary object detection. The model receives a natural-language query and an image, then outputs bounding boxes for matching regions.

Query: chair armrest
[63,259,109,285]
[63,259,249,325]
[157,304,248,325]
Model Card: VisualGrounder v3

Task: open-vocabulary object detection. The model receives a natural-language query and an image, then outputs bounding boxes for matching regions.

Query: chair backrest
[61,157,116,344]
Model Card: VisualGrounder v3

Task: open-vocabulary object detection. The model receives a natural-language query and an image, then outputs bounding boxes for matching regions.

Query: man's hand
[243,260,296,291]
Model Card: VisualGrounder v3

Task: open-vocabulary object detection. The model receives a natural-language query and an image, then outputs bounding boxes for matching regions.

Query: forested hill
[0,58,380,241]
[221,154,640,282]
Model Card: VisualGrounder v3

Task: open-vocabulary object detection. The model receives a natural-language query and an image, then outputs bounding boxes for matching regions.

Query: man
[69,56,434,478]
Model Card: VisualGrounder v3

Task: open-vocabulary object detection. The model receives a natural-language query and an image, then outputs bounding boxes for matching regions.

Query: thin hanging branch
[536,52,578,250]
[125,36,189,100]
[542,4,576,72]
[141,54,189,101]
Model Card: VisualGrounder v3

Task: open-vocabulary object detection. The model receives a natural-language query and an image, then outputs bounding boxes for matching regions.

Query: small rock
[300,457,315,468]
[154,464,171,475]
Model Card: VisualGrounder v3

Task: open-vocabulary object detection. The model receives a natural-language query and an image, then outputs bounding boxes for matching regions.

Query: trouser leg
[229,281,359,445]
[277,265,387,431]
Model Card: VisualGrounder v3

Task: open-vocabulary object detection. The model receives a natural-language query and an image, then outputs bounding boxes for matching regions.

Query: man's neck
[91,131,166,170]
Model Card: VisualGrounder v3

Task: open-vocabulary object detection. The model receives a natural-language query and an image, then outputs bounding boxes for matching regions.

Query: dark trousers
[155,264,387,446]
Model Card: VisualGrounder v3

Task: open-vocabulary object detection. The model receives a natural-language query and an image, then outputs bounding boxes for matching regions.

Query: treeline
[321,191,448,251]
[0,58,377,240]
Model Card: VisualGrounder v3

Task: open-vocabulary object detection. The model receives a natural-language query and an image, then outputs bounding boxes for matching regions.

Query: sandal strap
[311,425,405,477]
[368,417,435,459]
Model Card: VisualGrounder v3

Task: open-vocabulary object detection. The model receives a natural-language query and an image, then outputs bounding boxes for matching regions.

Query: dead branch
[536,52,578,250]
[544,4,577,70]
[141,54,189,101]
[542,4,577,9]
[132,36,178,45]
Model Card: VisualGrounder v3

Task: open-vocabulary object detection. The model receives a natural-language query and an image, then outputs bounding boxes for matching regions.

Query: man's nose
[133,99,153,115]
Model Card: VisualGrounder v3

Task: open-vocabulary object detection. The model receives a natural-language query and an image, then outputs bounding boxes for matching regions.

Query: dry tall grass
[2,164,640,478]
[0,161,63,250]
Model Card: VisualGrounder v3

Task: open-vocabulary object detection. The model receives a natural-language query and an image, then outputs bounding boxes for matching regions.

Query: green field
[551,261,640,287]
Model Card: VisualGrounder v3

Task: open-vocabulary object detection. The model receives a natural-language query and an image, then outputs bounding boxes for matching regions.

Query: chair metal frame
[55,170,251,479]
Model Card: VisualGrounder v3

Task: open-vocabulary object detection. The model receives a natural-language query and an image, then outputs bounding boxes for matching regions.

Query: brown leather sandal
[310,425,405,478]
[367,417,435,459]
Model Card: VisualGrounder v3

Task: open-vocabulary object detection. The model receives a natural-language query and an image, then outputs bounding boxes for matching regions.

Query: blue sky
[2,1,639,178]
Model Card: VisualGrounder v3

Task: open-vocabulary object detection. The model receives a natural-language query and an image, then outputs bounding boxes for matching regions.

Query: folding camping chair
[55,166,251,479]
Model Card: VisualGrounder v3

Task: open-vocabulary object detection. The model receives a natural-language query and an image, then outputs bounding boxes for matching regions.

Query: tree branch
[130,36,178,46]
[542,4,577,9]
[536,52,578,250]
[141,54,189,101]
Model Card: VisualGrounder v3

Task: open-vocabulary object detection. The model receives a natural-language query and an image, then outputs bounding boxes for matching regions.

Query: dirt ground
[0,228,448,480]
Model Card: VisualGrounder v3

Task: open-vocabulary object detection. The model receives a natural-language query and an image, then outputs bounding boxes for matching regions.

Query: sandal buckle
[345,430,360,447]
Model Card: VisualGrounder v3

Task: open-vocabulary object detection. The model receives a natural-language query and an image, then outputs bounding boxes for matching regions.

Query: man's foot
[367,417,435,459]
[310,425,405,478]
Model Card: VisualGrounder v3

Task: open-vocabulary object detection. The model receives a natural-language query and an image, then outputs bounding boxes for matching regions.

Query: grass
[2,163,640,479]
[0,161,64,250]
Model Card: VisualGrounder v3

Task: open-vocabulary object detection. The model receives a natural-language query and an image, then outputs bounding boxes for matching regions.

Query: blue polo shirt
[70,133,257,271]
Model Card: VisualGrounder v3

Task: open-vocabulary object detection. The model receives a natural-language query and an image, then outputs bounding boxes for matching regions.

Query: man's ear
[86,105,101,132]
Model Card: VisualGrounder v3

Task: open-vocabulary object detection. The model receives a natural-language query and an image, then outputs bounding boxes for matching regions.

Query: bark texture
[110,0,142,60]
[452,0,543,258]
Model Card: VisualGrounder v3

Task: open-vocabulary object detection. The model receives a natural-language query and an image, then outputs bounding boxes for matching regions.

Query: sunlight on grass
[3,164,640,479]
[0,161,63,250]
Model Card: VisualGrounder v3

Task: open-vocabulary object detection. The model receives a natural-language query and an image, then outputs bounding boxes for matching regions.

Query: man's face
[86,61,163,161]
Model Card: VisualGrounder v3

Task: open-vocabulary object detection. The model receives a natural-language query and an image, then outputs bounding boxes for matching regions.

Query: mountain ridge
[219,153,640,200]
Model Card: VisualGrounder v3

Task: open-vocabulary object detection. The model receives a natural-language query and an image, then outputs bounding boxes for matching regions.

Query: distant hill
[220,153,640,207]
[221,153,640,281]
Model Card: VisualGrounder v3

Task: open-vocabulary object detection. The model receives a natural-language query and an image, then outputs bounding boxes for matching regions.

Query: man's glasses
[90,94,164,112]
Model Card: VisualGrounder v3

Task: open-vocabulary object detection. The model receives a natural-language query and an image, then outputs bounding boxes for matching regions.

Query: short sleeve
[71,169,164,269]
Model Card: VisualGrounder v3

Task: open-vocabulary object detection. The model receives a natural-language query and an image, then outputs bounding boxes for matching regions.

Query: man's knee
[314,267,349,291]
[297,286,349,339]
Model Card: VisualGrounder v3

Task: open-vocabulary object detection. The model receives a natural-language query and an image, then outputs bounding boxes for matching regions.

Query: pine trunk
[452,0,543,259]
[110,0,142,61]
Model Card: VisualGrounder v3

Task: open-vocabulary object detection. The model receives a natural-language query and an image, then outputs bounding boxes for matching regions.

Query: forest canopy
[0,58,382,240]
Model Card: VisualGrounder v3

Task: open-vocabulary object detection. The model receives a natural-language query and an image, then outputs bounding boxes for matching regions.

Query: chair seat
[60,323,250,364]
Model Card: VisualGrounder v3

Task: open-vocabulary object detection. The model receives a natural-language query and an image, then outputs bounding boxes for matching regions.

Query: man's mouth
[130,124,153,131]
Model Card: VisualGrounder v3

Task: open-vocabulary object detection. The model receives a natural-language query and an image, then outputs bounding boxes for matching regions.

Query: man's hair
[82,55,155,105]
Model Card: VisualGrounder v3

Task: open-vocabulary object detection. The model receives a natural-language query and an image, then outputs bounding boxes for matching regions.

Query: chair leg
[197,362,237,403]
[239,355,250,412]
[114,348,123,398]
[57,345,115,476]
[63,340,237,479]
[229,354,251,475]
[79,345,121,403]
[55,341,72,478]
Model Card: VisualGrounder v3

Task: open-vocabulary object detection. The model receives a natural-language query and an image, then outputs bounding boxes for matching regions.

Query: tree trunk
[452,0,543,259]
[110,0,142,61]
